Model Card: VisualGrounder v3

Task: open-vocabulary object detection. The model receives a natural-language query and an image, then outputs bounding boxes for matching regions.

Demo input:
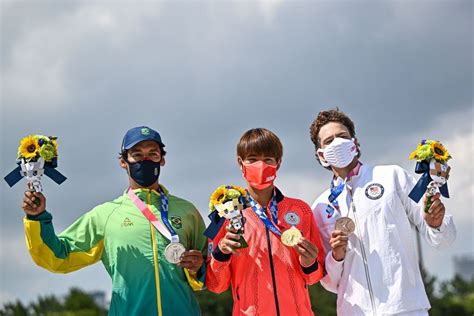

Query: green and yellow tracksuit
[23,186,207,316]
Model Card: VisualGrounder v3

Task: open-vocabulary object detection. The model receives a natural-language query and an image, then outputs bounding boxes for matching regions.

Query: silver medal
[335,217,355,235]
[164,242,186,264]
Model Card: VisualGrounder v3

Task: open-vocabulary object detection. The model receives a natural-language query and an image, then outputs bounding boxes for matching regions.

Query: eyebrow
[128,149,142,154]
[323,132,350,142]
[129,146,160,152]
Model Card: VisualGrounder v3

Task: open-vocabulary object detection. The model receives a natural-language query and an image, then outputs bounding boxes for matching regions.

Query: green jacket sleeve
[184,205,208,291]
[24,208,105,274]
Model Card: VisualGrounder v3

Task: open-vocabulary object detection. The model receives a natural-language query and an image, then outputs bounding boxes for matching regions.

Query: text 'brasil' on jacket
[23,185,208,316]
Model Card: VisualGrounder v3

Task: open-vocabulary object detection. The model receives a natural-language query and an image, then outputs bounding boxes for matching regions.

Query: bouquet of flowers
[209,185,248,248]
[408,139,451,212]
[4,135,67,198]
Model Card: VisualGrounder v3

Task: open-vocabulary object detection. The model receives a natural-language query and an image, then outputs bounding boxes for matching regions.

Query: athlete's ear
[237,156,244,172]
[119,157,128,170]
[160,157,166,167]
[354,137,361,155]
[276,160,281,171]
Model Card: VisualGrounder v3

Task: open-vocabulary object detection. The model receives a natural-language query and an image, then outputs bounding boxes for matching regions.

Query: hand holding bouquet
[408,139,451,212]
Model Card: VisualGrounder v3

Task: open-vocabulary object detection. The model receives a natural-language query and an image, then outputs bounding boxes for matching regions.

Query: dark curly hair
[309,108,361,165]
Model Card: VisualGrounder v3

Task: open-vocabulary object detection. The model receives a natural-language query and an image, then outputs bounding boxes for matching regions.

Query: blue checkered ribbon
[157,187,179,243]
[246,190,281,236]
[324,180,345,218]
[328,180,345,211]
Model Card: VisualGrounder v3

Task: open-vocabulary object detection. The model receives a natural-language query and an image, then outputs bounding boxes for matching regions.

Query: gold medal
[281,226,302,247]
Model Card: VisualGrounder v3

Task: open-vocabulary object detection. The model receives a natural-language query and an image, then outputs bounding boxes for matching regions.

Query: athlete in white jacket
[309,109,456,316]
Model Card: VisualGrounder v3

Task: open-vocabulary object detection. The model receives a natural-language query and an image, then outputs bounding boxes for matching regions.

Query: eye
[148,152,161,162]
[323,137,334,146]
[337,132,352,139]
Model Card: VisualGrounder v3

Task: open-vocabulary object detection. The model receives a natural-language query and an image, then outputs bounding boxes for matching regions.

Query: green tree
[196,289,233,315]
[309,283,337,316]
[430,275,474,316]
[62,288,104,314]
[28,295,62,316]
[0,300,28,316]
[195,283,338,315]
[0,288,106,316]
[3,274,474,315]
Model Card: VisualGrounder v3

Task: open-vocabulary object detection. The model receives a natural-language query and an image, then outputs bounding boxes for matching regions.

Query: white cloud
[0,291,14,306]
[398,107,474,224]
[1,3,162,111]
[278,170,327,205]
[227,0,284,27]
[256,0,284,26]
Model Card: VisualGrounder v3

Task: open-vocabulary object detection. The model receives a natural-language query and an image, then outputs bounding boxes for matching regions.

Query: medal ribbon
[246,190,281,236]
[328,180,345,212]
[327,162,362,214]
[128,188,179,243]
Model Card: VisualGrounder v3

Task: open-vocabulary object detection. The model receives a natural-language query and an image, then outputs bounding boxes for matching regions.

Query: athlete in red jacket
[206,128,325,316]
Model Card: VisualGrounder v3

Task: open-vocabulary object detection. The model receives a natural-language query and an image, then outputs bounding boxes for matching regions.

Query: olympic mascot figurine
[207,185,248,248]
[4,135,67,199]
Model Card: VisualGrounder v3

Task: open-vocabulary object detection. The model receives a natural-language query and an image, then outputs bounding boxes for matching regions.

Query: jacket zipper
[349,190,377,315]
[148,191,163,316]
[265,227,281,316]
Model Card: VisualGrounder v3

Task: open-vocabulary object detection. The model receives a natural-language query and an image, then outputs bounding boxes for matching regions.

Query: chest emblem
[170,215,182,229]
[284,211,301,225]
[121,217,134,227]
[365,183,384,200]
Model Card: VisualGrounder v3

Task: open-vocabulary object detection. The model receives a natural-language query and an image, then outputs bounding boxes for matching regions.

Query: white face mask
[317,137,358,168]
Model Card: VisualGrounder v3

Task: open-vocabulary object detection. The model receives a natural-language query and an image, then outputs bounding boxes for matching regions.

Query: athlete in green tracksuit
[22,126,207,316]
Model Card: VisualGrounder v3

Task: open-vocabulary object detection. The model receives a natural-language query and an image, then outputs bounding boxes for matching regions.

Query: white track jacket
[312,164,456,316]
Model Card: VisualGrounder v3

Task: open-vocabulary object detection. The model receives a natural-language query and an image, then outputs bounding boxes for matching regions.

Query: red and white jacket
[206,188,326,316]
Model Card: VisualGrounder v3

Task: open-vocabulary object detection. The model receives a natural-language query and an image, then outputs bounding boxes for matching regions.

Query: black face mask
[127,160,161,187]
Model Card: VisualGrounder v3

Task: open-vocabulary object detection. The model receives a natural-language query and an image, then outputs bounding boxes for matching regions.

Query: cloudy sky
[1,0,472,305]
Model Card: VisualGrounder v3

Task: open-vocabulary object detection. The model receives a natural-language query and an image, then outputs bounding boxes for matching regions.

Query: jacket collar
[275,187,284,203]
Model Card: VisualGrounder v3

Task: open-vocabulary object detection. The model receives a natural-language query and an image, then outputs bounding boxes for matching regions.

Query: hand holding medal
[335,217,356,235]
[329,229,349,262]
[287,232,319,267]
[281,226,302,247]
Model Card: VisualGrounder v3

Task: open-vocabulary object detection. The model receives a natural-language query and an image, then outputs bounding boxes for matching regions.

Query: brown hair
[237,128,283,161]
[309,109,361,168]
[309,108,357,150]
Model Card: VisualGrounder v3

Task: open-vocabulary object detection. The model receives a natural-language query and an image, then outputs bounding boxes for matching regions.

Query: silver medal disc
[164,242,186,264]
[335,217,355,235]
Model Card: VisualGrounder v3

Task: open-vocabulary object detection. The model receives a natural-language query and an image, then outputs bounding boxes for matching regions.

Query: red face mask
[242,160,277,190]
